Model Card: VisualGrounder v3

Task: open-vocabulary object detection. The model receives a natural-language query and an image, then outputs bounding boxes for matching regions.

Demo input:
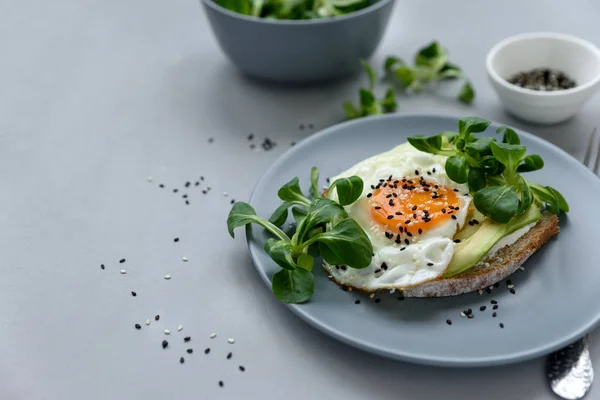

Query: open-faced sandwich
[227,117,568,303]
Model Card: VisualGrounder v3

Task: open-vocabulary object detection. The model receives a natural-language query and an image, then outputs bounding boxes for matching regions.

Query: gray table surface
[2,0,599,399]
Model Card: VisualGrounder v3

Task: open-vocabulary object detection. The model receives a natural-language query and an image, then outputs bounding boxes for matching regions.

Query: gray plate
[247,114,600,367]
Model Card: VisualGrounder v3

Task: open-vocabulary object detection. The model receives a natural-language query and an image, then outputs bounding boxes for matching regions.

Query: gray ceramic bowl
[200,0,395,83]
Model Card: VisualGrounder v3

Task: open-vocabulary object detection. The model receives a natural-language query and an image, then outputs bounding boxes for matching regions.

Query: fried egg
[325,143,471,291]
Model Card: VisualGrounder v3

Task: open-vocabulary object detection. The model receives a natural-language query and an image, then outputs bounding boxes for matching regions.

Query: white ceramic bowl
[486,32,600,124]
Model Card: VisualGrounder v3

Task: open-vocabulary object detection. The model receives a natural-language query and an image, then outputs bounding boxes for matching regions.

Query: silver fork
[583,127,600,174]
[546,127,598,400]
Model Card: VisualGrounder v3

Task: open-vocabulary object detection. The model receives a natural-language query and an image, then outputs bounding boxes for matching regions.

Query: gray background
[1,0,598,399]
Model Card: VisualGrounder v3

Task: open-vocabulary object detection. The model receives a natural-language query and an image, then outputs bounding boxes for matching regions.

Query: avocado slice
[443,205,541,277]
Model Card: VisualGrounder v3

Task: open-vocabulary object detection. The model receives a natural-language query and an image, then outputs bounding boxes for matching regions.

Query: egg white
[325,143,471,291]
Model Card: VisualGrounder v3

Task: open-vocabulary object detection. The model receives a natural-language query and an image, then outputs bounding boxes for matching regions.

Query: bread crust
[323,212,560,297]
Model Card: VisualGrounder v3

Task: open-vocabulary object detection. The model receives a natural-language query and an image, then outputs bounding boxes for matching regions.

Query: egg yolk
[368,176,461,238]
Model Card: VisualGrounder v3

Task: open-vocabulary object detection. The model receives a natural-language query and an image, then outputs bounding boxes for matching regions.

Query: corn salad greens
[385,41,474,104]
[227,168,372,304]
[214,0,375,19]
[343,41,475,120]
[344,60,397,120]
[408,117,569,223]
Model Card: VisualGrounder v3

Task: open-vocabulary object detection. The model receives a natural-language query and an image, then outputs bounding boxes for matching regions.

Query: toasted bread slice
[324,212,560,297]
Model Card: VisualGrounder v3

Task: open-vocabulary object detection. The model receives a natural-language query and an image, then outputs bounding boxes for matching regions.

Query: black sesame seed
[404,239,410,245]
[162,340,168,349]
[510,288,516,294]
[195,181,200,186]
[446,319,452,325]
[406,231,413,237]
[340,265,347,271]
[453,188,459,192]
[412,205,417,211]
[135,323,141,330]
[432,168,436,173]
[387,215,393,220]
[219,381,224,387]
[418,228,423,235]
[467,308,472,314]
[427,262,434,266]
[355,299,361,304]
[499,323,504,328]
[480,306,486,311]
[184,336,191,342]
[486,288,492,294]
[374,206,381,210]
[174,237,179,242]
[155,315,160,321]
[451,215,457,220]
[227,352,232,359]
[473,219,479,224]
[119,258,126,263]
[493,305,498,310]
[131,291,137,297]
[185,200,190,205]
[493,312,497,317]
[239,366,245,372]
[366,193,372,198]
[412,213,417,219]
[185,182,191,188]
[159,184,165,188]
[173,189,178,193]
[381,262,388,270]
[248,133,254,140]
[415,170,419,175]
[205,348,210,354]
[371,185,375,189]
[491,300,497,304]
[374,269,382,274]
[395,211,402,215]
[187,349,193,354]
[374,298,381,303]
[453,239,461,243]
[100,264,105,270]
[230,199,235,204]
[392,192,397,197]
[468,221,474,226]
[441,208,446,213]
[200,176,204,181]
